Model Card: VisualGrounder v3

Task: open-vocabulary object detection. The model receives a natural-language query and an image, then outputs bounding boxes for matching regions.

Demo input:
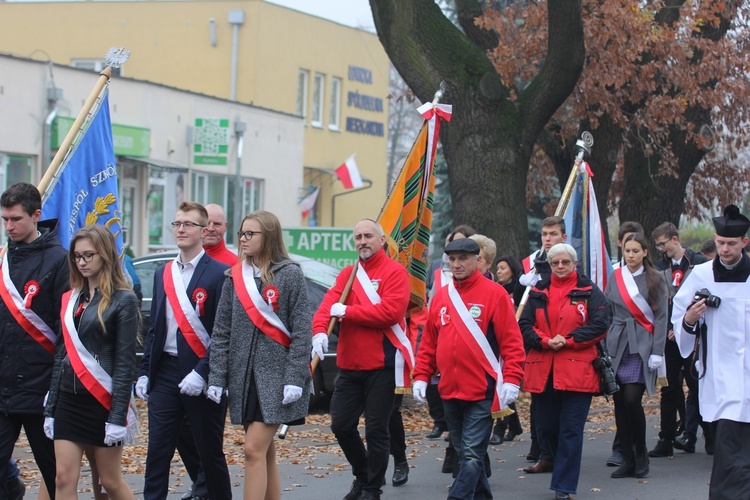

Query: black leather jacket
[46,288,139,426]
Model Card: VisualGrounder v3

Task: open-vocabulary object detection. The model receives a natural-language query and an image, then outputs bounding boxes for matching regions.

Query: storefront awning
[122,156,188,173]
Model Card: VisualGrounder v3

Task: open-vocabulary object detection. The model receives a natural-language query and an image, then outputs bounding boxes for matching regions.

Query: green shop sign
[52,117,150,157]
[283,227,356,269]
[193,118,229,166]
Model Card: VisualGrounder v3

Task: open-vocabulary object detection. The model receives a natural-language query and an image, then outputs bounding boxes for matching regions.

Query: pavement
[14,399,713,499]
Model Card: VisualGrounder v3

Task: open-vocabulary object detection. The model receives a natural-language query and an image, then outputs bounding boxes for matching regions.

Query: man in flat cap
[412,238,525,500]
[672,204,750,500]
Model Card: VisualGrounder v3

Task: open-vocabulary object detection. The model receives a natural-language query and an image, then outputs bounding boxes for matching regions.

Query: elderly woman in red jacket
[518,243,610,500]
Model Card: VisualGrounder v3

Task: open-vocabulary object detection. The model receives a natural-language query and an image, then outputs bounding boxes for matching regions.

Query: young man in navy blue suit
[136,201,231,500]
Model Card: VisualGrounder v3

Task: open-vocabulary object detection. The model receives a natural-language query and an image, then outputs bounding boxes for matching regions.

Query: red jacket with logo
[413,271,525,402]
[518,271,610,394]
[312,249,410,371]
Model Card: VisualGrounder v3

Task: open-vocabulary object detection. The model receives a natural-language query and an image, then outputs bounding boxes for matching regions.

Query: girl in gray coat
[208,211,312,500]
[605,233,667,480]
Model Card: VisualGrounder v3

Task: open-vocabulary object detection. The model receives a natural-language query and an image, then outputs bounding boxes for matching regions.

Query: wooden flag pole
[38,67,111,199]
[515,131,594,320]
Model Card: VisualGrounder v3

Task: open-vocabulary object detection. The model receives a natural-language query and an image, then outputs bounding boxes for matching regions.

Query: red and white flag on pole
[335,154,363,189]
[298,186,320,218]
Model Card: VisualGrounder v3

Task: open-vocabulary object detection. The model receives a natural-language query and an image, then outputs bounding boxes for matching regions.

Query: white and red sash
[614,268,654,334]
[0,258,56,354]
[163,262,210,358]
[354,265,414,393]
[60,290,139,443]
[233,262,291,348]
[446,280,507,417]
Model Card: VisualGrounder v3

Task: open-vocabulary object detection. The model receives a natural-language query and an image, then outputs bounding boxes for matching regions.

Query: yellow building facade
[0,0,389,227]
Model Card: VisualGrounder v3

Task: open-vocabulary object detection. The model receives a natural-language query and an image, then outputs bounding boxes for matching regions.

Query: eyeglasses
[73,252,98,263]
[549,259,573,267]
[171,221,206,230]
[654,240,669,249]
[237,230,261,240]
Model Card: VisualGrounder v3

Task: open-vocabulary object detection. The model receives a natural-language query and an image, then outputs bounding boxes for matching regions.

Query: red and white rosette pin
[23,280,40,309]
[577,302,587,323]
[263,285,280,311]
[192,288,208,317]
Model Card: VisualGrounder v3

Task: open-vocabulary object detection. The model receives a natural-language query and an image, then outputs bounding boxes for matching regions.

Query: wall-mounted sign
[52,117,151,157]
[348,65,372,84]
[193,118,229,165]
[346,117,384,137]
[283,227,356,269]
[347,91,384,112]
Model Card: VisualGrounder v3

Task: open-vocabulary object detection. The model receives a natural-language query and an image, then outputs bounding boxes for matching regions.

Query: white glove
[206,385,223,404]
[44,417,54,440]
[330,303,347,318]
[178,370,207,396]
[282,385,303,405]
[135,376,149,401]
[412,380,427,404]
[500,382,520,407]
[648,354,664,371]
[311,333,329,361]
[103,423,128,446]
[518,272,541,287]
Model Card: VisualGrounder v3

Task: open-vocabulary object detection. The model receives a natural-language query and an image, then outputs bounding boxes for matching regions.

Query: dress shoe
[523,459,554,474]
[648,438,673,458]
[489,433,502,445]
[358,491,380,500]
[426,424,447,439]
[504,430,521,442]
[392,460,409,486]
[526,440,540,461]
[674,434,696,453]
[181,485,195,500]
[343,478,364,500]
[606,449,623,467]
[634,451,649,478]
[610,461,635,478]
[554,492,571,499]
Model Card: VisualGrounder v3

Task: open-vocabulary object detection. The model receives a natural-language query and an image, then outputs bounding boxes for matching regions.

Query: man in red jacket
[312,219,410,500]
[413,238,525,500]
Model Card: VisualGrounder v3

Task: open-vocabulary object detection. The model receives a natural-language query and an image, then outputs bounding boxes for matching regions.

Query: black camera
[593,354,620,396]
[693,288,721,308]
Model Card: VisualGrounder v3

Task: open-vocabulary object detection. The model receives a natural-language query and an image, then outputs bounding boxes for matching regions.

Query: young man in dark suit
[136,201,231,500]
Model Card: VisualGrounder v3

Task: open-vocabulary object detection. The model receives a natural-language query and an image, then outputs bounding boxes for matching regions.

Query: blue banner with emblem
[41,92,124,254]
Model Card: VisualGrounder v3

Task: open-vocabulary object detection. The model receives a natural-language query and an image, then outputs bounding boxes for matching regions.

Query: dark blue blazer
[138,253,229,385]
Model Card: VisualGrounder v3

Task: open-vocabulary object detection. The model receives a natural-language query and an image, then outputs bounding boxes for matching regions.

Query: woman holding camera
[519,243,610,500]
[605,233,667,479]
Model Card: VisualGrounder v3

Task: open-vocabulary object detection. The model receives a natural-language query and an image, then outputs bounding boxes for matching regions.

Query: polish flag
[298,186,320,218]
[335,155,363,189]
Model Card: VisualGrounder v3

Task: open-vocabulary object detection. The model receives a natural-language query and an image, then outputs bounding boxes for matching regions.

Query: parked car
[131,251,340,406]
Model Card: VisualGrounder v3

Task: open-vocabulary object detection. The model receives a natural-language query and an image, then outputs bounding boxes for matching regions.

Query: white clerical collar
[719,257,741,270]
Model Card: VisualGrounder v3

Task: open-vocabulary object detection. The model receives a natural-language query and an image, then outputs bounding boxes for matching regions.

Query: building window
[296,70,309,118]
[329,77,342,130]
[72,59,121,77]
[0,154,32,246]
[311,73,325,128]
[191,172,262,246]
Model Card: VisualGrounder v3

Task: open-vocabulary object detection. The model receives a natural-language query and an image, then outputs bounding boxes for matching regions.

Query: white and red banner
[335,155,363,189]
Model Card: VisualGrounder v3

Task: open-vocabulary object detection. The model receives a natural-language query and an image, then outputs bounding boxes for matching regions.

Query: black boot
[392,460,409,486]
[648,438,673,457]
[442,446,455,474]
[611,447,635,478]
[674,434,696,453]
[634,450,649,478]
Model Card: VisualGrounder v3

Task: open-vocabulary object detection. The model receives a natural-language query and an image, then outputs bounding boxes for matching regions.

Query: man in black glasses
[0,182,69,499]
[137,201,231,500]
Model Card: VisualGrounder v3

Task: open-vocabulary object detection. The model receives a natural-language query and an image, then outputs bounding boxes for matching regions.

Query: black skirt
[244,372,304,427]
[54,390,109,446]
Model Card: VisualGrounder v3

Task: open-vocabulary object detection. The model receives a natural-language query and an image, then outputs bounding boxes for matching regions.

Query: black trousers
[389,394,406,463]
[331,368,395,495]
[0,413,56,499]
[426,382,446,427]
[709,419,750,500]
[144,356,230,500]
[176,417,207,497]
[658,340,686,440]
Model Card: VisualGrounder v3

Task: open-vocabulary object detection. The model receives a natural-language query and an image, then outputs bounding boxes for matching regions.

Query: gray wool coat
[208,259,312,425]
[604,269,668,396]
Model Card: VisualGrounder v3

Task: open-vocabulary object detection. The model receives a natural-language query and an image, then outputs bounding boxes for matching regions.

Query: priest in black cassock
[672,204,750,500]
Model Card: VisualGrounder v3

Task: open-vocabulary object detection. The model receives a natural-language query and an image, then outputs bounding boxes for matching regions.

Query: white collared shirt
[164,250,205,355]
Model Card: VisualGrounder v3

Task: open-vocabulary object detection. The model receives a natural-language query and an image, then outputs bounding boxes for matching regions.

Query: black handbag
[592,341,619,399]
